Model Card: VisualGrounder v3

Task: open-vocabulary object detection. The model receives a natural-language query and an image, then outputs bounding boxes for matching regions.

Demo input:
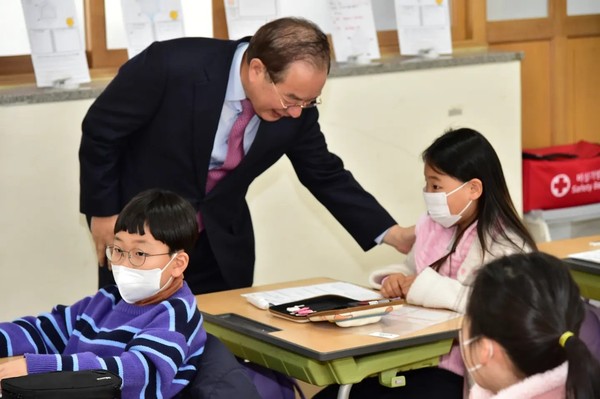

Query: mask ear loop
[465,339,495,373]
[445,181,473,219]
[445,181,469,196]
[456,199,473,217]
[157,253,178,291]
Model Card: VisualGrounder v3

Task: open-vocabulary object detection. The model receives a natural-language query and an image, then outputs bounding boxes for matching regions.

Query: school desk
[538,234,600,300]
[195,277,461,399]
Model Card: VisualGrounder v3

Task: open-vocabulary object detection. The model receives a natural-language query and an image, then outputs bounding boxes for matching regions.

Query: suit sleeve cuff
[374,228,390,245]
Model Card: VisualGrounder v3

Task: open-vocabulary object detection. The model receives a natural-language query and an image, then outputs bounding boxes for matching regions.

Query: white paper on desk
[121,0,185,59]
[21,0,90,88]
[394,0,452,56]
[328,0,380,62]
[347,305,461,338]
[568,249,600,264]
[242,281,383,308]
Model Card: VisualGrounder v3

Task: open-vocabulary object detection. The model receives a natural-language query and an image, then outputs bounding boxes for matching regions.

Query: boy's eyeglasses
[267,71,321,109]
[106,245,171,267]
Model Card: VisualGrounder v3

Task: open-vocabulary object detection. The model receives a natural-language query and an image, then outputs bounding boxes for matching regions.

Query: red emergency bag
[522,141,600,212]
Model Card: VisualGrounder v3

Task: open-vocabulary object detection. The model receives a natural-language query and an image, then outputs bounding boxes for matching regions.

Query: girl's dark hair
[422,128,537,267]
[467,252,600,399]
[114,189,198,253]
[246,17,331,83]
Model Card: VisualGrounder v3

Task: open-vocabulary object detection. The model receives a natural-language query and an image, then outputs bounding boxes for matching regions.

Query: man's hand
[381,273,417,299]
[91,215,118,269]
[382,224,416,254]
[0,356,27,380]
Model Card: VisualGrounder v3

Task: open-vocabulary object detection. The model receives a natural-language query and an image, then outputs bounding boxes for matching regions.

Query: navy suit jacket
[80,37,396,289]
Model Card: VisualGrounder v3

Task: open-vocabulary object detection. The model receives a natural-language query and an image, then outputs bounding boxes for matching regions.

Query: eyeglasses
[459,332,492,373]
[106,245,171,267]
[461,334,481,347]
[267,71,322,109]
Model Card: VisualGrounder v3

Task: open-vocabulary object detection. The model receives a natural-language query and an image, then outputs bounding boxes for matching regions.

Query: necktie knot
[240,98,253,118]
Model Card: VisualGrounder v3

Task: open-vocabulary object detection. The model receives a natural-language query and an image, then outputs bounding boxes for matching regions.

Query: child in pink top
[370,128,536,312]
[463,252,600,399]
[315,128,537,399]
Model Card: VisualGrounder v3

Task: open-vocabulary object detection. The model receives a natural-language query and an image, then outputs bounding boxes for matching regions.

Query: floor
[298,381,324,398]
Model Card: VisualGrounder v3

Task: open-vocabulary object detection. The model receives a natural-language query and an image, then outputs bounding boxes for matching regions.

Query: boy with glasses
[0,189,206,398]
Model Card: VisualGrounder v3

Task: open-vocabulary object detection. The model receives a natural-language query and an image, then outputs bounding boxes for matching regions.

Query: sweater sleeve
[27,296,206,399]
[407,231,530,313]
[407,267,470,313]
[368,248,417,289]
[0,297,94,358]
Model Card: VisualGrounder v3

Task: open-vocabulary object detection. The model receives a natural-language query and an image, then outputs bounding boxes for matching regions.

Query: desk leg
[337,384,352,399]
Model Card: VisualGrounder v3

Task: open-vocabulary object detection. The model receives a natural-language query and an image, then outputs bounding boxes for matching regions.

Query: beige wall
[0,61,522,321]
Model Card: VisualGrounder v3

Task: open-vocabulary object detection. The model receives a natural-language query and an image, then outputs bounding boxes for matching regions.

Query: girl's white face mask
[111,255,175,304]
[423,182,472,228]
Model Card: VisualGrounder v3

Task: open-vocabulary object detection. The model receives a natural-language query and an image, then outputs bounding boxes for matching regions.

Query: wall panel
[490,41,552,149]
[566,36,600,143]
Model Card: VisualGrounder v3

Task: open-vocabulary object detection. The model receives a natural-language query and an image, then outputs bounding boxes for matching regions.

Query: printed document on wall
[21,0,90,88]
[223,0,335,40]
[121,0,185,59]
[394,0,452,56]
[328,0,380,63]
[224,0,278,40]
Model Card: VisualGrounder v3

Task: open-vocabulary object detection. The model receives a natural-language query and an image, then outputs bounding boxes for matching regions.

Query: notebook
[568,249,600,265]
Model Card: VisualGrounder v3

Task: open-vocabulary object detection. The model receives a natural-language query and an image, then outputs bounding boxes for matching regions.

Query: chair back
[182,333,262,399]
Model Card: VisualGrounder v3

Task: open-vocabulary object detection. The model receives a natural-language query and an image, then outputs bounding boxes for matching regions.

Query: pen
[349,298,402,306]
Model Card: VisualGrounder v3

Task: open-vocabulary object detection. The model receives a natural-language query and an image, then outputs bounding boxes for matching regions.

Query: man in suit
[80,17,411,295]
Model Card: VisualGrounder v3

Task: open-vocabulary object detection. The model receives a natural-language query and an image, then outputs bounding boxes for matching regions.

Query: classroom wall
[0,61,521,321]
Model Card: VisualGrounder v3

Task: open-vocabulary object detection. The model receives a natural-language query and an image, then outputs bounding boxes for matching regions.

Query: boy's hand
[91,215,118,269]
[381,273,417,299]
[0,356,27,380]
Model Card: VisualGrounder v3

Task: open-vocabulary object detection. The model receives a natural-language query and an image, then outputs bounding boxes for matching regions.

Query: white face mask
[111,255,176,304]
[423,181,472,228]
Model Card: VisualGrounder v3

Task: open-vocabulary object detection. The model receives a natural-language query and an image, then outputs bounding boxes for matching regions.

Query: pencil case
[1,369,122,398]
[268,294,404,327]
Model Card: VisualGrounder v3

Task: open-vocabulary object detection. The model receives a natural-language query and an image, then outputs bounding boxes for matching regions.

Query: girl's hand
[381,273,417,299]
[0,357,27,380]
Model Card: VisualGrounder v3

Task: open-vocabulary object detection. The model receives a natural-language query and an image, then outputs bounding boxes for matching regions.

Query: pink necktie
[206,99,255,193]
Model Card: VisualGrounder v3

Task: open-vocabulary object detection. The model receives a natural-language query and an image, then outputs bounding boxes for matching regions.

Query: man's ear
[170,252,189,277]
[468,178,483,200]
[248,58,266,83]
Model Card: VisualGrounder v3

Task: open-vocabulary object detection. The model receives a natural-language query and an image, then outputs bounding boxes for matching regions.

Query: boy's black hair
[467,252,600,399]
[114,189,198,253]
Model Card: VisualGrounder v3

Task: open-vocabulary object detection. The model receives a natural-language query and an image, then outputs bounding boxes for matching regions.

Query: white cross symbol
[550,174,571,198]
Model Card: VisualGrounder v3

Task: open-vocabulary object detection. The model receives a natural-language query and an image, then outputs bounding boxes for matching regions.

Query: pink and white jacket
[469,362,567,399]
[369,213,530,376]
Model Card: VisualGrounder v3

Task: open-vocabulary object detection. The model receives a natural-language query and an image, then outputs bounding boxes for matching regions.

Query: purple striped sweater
[0,282,206,398]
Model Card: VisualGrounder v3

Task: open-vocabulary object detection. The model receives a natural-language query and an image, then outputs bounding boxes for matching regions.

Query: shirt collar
[225,42,250,103]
